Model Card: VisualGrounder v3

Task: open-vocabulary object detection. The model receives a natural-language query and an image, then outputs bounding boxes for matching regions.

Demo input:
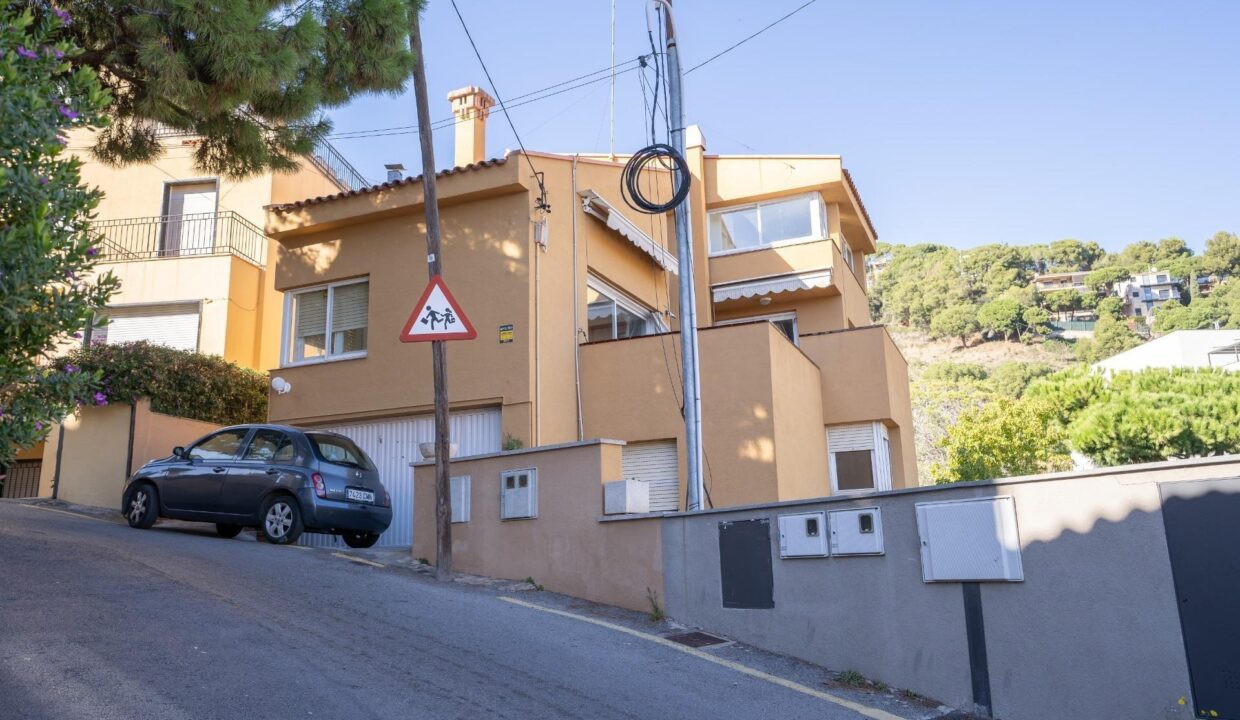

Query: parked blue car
[121,424,392,547]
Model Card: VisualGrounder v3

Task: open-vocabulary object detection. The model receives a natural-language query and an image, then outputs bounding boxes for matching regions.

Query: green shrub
[55,342,267,425]
[921,362,988,383]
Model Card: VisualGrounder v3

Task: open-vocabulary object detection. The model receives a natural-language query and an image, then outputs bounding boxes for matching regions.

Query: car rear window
[307,433,373,470]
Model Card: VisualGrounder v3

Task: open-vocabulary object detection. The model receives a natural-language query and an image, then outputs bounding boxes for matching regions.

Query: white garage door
[622,440,679,512]
[301,408,501,548]
[101,303,200,351]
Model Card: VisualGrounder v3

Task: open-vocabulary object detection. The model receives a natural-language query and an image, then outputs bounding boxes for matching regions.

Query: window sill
[708,235,833,259]
[280,351,368,369]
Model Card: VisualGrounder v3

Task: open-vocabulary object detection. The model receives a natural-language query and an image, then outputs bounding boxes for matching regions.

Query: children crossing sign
[400,275,477,342]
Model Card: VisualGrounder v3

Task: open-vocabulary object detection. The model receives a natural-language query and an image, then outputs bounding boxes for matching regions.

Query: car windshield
[307,433,372,470]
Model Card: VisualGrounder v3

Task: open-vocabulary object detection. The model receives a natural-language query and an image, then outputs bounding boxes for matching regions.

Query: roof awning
[711,269,833,303]
[579,189,679,275]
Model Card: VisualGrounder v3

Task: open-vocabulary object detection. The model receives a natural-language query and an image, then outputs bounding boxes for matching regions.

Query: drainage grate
[665,631,728,648]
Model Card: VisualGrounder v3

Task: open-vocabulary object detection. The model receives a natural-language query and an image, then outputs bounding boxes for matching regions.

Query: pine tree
[39,0,419,178]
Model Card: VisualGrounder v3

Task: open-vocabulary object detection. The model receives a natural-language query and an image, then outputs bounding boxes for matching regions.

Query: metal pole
[410,11,453,580]
[609,0,616,161]
[660,3,705,511]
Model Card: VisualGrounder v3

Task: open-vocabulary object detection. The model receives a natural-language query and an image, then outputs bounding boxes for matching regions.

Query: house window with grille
[284,279,369,365]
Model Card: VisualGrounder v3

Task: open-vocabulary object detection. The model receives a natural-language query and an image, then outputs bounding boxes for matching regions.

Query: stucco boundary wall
[412,440,665,613]
[37,399,221,508]
[657,456,1240,720]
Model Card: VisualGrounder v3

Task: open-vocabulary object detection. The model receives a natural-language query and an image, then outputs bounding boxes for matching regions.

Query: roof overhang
[579,189,678,275]
[711,269,833,303]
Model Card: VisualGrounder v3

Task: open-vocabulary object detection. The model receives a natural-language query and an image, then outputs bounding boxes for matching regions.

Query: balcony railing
[310,138,371,192]
[93,211,268,267]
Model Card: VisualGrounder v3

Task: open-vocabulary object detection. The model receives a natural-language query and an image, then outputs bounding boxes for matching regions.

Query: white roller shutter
[827,422,893,493]
[622,440,679,512]
[302,407,501,548]
[102,304,200,351]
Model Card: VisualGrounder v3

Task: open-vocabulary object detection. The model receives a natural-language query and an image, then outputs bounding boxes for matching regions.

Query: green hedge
[55,342,267,425]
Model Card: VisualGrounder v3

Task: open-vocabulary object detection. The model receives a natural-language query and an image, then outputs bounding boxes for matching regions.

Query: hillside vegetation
[871,233,1240,482]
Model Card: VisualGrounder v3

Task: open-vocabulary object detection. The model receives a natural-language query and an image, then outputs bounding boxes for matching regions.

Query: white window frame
[827,422,893,495]
[281,277,369,367]
[585,275,665,340]
[707,192,828,257]
[499,468,538,520]
[716,311,798,345]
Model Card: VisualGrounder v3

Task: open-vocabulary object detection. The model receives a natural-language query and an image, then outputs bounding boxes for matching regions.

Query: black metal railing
[93,211,268,267]
[310,138,371,191]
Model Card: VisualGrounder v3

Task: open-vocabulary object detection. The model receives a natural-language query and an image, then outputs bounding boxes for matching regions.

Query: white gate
[622,440,679,512]
[300,408,501,547]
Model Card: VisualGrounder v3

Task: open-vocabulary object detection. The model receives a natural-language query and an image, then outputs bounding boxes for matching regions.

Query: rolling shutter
[622,441,679,512]
[827,423,893,493]
[102,303,200,351]
[305,407,501,548]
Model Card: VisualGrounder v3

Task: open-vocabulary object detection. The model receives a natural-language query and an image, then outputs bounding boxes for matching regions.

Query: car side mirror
[172,446,186,459]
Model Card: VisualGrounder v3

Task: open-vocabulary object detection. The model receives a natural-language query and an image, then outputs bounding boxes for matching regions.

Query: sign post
[407,13,476,581]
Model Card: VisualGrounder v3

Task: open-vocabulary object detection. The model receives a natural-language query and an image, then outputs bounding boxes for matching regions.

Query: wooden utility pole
[410,10,452,580]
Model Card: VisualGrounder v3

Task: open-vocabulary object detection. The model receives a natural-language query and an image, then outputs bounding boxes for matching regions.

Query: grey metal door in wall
[1161,477,1240,720]
[718,518,774,609]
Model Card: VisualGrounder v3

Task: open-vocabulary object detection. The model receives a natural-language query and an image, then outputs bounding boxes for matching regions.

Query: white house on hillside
[1093,329,1240,374]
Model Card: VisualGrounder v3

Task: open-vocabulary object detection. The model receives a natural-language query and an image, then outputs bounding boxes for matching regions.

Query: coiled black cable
[621,143,691,214]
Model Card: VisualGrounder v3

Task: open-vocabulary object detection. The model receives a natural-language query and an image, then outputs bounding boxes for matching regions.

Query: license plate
[346,488,375,504]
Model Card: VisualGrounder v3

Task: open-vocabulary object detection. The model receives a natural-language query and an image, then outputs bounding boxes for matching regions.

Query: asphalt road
[0,502,920,720]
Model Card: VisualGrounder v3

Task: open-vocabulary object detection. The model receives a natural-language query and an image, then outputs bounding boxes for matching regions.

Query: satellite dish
[271,376,292,395]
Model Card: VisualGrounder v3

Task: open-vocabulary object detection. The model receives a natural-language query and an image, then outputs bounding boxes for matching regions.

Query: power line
[328,55,647,140]
[450,0,550,210]
[685,0,818,74]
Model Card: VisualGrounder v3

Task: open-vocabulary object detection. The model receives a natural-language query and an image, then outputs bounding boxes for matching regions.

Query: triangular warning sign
[400,275,477,342]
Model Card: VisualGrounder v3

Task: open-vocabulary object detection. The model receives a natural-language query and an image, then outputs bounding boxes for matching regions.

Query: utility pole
[410,10,453,579]
[609,0,616,161]
[658,1,705,511]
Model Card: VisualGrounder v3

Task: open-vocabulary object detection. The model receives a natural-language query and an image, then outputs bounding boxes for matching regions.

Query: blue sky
[326,0,1240,252]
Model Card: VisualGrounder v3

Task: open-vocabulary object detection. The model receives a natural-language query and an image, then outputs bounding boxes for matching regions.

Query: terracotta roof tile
[268,156,509,212]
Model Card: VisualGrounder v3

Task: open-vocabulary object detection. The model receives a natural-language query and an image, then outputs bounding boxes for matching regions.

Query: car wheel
[125,484,159,529]
[260,495,303,545]
[341,531,381,549]
[215,523,243,539]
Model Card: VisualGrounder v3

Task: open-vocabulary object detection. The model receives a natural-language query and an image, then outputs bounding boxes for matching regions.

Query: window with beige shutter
[284,279,369,365]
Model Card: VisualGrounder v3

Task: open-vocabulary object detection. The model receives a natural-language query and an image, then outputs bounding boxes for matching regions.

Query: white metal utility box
[603,479,650,515]
[828,507,885,555]
[915,496,1024,582]
[778,511,828,558]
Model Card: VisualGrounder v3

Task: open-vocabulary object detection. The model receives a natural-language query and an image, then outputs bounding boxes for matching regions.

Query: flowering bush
[0,6,116,464]
[55,342,268,426]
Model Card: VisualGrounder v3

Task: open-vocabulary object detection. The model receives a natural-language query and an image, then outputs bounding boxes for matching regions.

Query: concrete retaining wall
[658,458,1240,720]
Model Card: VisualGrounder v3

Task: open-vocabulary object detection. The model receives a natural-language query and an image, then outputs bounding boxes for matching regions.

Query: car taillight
[380,487,391,507]
[311,473,326,498]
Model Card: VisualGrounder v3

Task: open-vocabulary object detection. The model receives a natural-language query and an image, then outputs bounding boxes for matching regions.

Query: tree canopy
[43,0,418,177]
[1,7,117,464]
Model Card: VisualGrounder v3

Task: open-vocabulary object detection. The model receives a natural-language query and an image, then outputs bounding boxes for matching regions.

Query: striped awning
[711,269,833,303]
[579,189,679,275]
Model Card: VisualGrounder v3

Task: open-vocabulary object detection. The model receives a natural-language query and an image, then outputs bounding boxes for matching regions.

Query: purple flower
[72,332,82,339]
[86,246,99,257]
[44,46,65,60]
[39,176,49,185]
[16,46,38,60]
[52,8,71,23]
[58,105,79,120]
[65,364,79,373]
[64,270,77,280]
[35,422,43,431]
[93,392,108,406]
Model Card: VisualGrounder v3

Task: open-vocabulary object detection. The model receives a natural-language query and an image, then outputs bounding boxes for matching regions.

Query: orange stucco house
[262,87,916,546]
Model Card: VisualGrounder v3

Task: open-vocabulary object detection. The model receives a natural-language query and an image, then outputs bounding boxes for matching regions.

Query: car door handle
[265,469,279,475]
[212,466,227,474]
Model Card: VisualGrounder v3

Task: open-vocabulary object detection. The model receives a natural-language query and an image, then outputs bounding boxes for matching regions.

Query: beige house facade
[69,128,365,371]
[263,86,916,524]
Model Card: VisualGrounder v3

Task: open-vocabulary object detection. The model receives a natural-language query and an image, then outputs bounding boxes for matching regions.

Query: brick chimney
[447,85,495,168]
